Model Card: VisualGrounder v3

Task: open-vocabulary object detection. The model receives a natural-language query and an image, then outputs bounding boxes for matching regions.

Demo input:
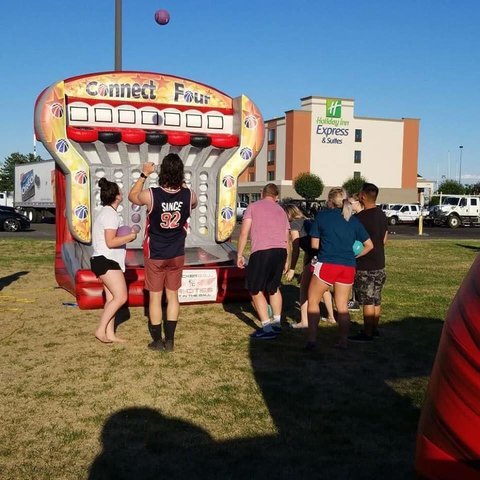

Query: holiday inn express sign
[315,98,350,144]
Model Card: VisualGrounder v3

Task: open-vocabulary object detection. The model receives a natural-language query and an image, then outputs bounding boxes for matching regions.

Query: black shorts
[246,248,287,295]
[90,255,122,277]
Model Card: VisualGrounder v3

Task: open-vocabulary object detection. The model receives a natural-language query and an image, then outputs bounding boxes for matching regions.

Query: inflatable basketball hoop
[34,71,264,309]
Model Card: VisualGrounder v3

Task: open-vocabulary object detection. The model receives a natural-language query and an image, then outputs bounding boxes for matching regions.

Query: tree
[342,175,368,196]
[465,182,480,195]
[293,173,324,200]
[437,179,465,195]
[0,152,43,191]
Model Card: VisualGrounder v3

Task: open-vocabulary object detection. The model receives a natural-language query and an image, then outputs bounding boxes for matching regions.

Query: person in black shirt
[129,154,197,351]
[349,183,388,343]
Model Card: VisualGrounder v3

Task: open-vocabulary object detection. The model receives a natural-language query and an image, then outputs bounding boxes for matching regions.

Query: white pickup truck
[385,203,426,225]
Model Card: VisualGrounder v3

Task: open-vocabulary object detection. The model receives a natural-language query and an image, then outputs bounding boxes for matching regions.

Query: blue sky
[1,0,479,184]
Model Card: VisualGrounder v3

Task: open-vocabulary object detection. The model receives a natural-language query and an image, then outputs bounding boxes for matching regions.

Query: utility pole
[458,146,464,184]
[115,0,122,71]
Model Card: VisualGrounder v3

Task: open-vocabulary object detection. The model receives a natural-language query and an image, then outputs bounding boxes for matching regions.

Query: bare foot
[95,334,113,344]
[106,336,127,344]
[291,322,308,329]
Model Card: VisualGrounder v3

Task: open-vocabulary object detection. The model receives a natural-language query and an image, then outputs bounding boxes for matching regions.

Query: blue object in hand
[352,240,364,256]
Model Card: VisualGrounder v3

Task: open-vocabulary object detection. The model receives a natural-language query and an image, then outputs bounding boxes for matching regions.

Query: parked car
[0,206,31,232]
[384,203,426,225]
[236,201,249,220]
[378,203,396,212]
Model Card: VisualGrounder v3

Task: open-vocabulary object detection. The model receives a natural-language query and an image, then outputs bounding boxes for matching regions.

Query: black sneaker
[348,332,373,343]
[164,339,174,351]
[347,300,360,311]
[148,340,165,351]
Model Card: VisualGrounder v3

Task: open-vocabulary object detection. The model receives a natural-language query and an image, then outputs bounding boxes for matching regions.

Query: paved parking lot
[1,221,480,241]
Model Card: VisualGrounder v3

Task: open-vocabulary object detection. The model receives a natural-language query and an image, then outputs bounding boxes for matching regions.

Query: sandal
[291,322,308,329]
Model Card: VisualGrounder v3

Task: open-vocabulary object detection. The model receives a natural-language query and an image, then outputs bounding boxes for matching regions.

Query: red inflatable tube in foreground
[416,254,480,479]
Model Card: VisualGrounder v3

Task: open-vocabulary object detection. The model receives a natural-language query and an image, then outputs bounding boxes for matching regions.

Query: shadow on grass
[0,271,28,291]
[223,300,260,331]
[89,314,443,479]
[455,243,480,252]
[223,283,304,329]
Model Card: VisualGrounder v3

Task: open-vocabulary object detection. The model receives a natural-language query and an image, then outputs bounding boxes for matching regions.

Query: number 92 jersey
[145,186,193,260]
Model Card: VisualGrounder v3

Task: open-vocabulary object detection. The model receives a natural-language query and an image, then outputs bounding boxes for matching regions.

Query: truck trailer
[14,160,55,223]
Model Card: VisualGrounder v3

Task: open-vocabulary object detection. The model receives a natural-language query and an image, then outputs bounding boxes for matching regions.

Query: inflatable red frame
[416,254,480,479]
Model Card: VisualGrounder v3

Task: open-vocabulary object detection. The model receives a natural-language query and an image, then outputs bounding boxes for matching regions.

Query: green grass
[0,238,479,479]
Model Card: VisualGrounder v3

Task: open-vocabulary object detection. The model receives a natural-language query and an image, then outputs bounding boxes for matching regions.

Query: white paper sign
[179,269,218,303]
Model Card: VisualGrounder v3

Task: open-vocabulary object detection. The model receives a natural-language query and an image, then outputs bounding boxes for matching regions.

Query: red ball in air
[154,9,170,25]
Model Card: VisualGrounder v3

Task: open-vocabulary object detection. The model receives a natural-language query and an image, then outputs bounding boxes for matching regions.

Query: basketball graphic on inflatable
[74,204,89,220]
[98,84,108,96]
[184,91,194,102]
[221,206,234,221]
[74,170,88,185]
[244,115,258,129]
[131,213,141,223]
[154,9,170,25]
[222,175,235,188]
[55,139,69,153]
[51,103,64,118]
[240,147,253,161]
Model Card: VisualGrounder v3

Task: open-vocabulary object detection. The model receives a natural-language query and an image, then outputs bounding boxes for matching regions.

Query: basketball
[154,9,170,25]
[117,225,133,236]
[352,240,364,256]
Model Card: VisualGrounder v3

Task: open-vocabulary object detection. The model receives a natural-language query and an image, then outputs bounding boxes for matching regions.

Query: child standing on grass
[91,178,137,343]
[284,204,335,328]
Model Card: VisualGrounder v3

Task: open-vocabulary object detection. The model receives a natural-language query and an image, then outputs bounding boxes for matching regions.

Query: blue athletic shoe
[250,328,277,340]
[271,323,282,334]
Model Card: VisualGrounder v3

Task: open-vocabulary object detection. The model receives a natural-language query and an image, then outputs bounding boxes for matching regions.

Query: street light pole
[459,146,464,184]
[115,0,122,71]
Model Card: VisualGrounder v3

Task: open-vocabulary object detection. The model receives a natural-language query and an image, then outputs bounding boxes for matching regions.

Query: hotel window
[267,128,276,144]
[354,150,362,164]
[267,150,276,164]
[353,171,361,180]
[248,172,255,182]
[267,171,275,181]
[355,129,362,142]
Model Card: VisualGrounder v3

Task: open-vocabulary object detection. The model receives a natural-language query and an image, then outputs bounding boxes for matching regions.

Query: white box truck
[14,160,55,223]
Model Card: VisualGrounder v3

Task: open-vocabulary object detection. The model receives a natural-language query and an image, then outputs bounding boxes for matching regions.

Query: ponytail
[327,187,352,220]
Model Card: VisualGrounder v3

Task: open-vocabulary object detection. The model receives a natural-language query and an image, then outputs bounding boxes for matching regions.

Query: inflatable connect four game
[34,71,264,309]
